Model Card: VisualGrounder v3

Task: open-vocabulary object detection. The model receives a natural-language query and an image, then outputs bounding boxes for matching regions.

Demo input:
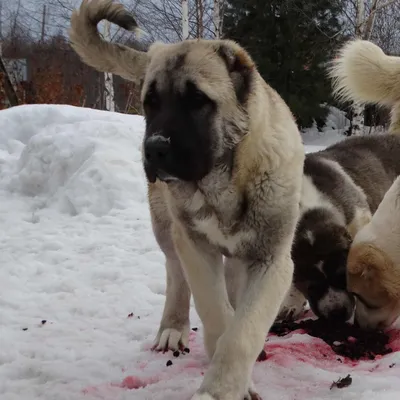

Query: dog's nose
[144,135,170,165]
[327,307,352,322]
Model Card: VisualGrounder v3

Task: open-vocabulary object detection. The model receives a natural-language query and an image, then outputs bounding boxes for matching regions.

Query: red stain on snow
[388,328,400,351]
[266,339,349,368]
[119,375,150,389]
[82,326,400,397]
[82,375,158,395]
[189,331,197,342]
[265,328,400,371]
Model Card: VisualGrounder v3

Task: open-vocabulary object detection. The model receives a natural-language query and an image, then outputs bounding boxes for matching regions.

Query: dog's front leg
[150,193,191,352]
[192,254,294,400]
[172,224,234,359]
[153,254,191,352]
[224,258,247,310]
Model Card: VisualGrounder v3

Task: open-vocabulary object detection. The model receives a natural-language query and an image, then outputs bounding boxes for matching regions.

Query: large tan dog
[69,1,304,399]
[330,39,400,329]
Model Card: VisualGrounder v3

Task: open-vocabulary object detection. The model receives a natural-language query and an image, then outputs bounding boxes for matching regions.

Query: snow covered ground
[0,104,399,400]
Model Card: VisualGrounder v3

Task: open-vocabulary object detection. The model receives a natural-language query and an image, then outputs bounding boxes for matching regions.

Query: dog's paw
[191,389,261,400]
[191,393,215,400]
[152,323,190,352]
[244,380,262,400]
[245,390,262,400]
[276,285,307,322]
[276,305,303,322]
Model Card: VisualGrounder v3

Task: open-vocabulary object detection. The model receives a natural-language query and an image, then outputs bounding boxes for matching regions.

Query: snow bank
[0,104,399,400]
[0,105,146,217]
[302,106,348,148]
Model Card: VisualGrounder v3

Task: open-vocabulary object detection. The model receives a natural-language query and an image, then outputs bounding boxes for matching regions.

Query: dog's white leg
[276,283,307,321]
[225,257,247,310]
[151,204,191,351]
[153,253,191,351]
[192,254,293,399]
[172,225,234,359]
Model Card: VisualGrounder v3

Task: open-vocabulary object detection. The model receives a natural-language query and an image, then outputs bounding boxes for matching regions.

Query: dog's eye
[190,89,210,108]
[143,88,160,110]
[143,92,160,108]
[185,81,212,109]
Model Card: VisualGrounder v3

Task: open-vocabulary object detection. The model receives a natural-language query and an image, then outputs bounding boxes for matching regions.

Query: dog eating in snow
[331,39,400,330]
[278,40,400,324]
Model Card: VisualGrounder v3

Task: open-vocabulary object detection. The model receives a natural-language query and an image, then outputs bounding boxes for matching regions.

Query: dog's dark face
[142,79,217,183]
[141,40,253,183]
[292,209,355,321]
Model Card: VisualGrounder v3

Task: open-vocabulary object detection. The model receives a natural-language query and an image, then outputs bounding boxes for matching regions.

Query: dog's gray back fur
[305,134,400,220]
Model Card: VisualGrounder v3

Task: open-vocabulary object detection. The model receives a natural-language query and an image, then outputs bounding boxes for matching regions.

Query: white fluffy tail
[329,40,400,134]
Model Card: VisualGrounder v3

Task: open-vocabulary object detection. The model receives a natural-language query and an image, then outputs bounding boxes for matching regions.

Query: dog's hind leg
[149,184,191,352]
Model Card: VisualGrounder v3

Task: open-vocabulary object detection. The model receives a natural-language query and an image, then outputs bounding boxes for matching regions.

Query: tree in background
[224,0,346,130]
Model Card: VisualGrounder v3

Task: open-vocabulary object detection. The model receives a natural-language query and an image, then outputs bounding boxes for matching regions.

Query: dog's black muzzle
[143,135,178,183]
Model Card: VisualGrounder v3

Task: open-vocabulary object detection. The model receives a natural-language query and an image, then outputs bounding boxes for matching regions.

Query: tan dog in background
[69,1,304,399]
[330,39,400,329]
[348,175,400,329]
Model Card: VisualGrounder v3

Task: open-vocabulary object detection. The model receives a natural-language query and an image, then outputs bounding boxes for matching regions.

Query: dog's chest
[185,187,251,256]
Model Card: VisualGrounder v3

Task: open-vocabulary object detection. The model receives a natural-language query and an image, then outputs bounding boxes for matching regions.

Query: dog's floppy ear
[216,41,255,104]
[347,242,400,299]
[347,243,387,277]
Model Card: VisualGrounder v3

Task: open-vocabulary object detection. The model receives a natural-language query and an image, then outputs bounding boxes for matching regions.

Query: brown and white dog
[330,39,400,329]
[69,1,304,399]
[348,175,400,329]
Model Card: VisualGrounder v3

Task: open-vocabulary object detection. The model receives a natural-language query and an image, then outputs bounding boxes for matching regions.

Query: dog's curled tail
[69,0,147,83]
[329,39,400,134]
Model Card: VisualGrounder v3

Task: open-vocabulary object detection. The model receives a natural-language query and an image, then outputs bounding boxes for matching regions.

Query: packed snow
[0,104,399,400]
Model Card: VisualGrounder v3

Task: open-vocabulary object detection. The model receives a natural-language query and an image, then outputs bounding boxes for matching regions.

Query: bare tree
[182,0,189,39]
[213,0,222,39]
[103,20,115,112]
[195,0,204,38]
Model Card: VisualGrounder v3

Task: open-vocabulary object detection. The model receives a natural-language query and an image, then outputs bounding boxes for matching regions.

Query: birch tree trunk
[350,0,367,135]
[103,20,115,112]
[195,0,204,38]
[213,0,221,39]
[182,0,189,40]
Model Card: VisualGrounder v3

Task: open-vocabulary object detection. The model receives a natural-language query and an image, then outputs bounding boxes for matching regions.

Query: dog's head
[347,242,400,329]
[141,41,255,183]
[69,0,257,184]
[293,208,355,321]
